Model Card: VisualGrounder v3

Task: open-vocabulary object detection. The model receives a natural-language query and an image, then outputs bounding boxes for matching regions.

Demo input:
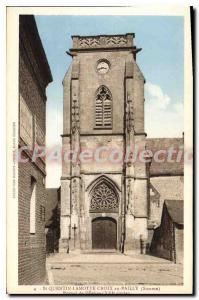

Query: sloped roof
[164,200,184,225]
[146,138,184,176]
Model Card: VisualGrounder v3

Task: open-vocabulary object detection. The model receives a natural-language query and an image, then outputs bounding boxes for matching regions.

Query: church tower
[60,34,148,253]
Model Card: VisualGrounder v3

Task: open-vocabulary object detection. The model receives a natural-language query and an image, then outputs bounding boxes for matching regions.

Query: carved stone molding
[126,92,134,133]
[126,178,134,214]
[71,86,80,134]
[72,34,134,49]
[71,178,78,213]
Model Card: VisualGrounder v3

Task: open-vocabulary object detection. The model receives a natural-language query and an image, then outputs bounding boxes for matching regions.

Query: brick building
[18,15,52,284]
[59,34,184,254]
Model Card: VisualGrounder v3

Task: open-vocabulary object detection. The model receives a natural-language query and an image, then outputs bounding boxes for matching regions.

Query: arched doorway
[92,217,117,249]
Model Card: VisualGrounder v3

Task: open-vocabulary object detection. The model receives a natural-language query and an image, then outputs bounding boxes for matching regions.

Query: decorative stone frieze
[72,33,134,49]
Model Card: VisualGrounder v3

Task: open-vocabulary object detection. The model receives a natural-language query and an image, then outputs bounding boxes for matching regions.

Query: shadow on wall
[45,204,60,255]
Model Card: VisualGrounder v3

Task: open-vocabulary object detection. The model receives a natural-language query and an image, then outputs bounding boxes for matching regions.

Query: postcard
[6,6,193,294]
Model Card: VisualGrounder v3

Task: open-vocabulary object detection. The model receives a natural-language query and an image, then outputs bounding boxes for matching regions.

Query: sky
[35,15,184,188]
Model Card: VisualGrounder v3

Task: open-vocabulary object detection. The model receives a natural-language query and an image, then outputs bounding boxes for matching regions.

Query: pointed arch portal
[88,176,119,249]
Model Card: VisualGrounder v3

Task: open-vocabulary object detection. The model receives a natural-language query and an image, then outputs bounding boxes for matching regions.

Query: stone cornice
[71,34,135,50]
[150,173,184,177]
[68,47,142,56]
[61,132,124,137]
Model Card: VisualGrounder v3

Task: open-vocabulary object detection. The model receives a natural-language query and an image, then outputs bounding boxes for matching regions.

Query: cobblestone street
[46,253,183,285]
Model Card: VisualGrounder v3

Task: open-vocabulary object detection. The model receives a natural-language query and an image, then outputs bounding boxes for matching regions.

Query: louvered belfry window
[95,85,112,128]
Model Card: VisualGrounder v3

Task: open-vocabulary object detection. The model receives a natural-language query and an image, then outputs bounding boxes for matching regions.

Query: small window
[40,205,45,222]
[30,177,36,234]
[95,85,112,129]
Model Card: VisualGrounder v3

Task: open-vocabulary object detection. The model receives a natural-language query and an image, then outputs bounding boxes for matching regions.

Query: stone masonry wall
[78,51,127,134]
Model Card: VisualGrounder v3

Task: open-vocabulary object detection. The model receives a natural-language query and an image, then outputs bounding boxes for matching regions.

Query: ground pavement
[46,252,183,286]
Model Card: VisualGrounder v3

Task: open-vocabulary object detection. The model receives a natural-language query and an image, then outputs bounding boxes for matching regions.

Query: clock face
[97,61,110,74]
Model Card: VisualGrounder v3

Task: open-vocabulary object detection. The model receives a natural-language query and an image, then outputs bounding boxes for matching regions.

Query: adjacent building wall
[149,176,184,226]
[175,224,184,263]
[18,15,52,284]
[150,207,174,261]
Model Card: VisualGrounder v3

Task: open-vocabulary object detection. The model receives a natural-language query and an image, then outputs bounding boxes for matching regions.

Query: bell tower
[59,33,148,253]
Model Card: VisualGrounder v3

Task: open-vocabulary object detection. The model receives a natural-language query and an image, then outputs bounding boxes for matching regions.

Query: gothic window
[30,176,36,234]
[90,182,119,212]
[95,85,112,128]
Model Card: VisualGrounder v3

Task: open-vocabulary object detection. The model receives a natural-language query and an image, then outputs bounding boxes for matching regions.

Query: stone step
[47,253,174,265]
[81,249,119,254]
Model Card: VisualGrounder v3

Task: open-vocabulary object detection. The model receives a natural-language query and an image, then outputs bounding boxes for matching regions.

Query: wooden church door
[92,217,117,249]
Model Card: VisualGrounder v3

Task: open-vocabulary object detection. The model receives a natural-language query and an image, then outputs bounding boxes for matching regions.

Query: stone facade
[18,15,52,284]
[59,34,184,254]
[60,34,147,253]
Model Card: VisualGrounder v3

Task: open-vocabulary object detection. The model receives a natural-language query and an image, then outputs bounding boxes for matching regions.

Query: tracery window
[90,182,118,212]
[95,85,112,128]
